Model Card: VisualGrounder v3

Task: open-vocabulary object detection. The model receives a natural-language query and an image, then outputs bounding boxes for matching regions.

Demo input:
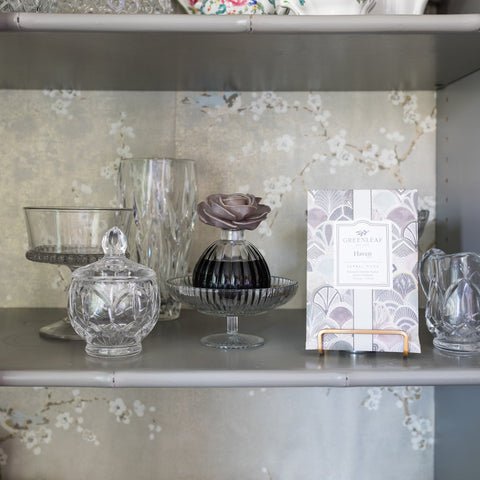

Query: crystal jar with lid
[68,226,159,358]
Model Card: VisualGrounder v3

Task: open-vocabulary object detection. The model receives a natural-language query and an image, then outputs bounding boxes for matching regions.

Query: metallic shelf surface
[1,308,480,388]
[1,14,480,90]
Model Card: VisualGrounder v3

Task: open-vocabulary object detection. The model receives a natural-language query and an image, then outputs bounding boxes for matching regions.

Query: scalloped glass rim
[167,275,298,316]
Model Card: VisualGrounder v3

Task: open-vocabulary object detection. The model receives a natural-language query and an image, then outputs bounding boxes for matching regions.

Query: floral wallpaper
[0,386,433,479]
[0,89,436,478]
[0,89,436,307]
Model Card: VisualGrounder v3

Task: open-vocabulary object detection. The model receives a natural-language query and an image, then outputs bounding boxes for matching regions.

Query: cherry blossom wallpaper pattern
[0,89,435,307]
[0,386,433,479]
[0,89,436,479]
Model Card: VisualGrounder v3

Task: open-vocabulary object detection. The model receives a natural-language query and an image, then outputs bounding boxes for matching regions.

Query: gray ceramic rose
[197,193,271,231]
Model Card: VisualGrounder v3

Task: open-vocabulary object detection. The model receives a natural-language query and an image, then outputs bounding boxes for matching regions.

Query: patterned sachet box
[306,190,420,353]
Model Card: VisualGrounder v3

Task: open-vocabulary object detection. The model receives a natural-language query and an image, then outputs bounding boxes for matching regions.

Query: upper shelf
[3,308,480,388]
[1,13,480,90]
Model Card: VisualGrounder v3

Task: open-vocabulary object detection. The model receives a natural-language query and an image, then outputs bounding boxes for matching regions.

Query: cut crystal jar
[68,227,159,358]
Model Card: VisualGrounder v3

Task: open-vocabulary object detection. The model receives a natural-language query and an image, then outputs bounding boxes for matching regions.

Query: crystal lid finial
[102,227,128,256]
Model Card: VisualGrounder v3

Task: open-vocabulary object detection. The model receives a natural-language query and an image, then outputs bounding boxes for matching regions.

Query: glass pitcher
[420,248,480,353]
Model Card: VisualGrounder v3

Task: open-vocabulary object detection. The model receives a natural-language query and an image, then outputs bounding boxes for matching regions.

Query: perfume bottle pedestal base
[201,332,264,350]
[167,275,298,350]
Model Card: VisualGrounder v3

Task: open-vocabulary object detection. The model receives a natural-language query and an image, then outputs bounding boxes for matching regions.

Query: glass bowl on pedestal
[24,206,133,340]
[168,275,297,349]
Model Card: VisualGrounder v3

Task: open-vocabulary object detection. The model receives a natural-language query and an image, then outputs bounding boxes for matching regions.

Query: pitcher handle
[419,248,445,296]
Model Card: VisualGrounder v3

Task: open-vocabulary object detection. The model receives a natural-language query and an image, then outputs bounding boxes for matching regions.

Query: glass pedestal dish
[24,207,132,340]
[168,275,297,349]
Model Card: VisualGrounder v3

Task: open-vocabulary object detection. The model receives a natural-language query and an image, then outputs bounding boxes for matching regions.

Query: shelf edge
[0,12,19,30]
[0,12,480,34]
[112,370,348,388]
[346,369,480,387]
[14,13,250,32]
[0,370,114,387]
[1,13,479,34]
[3,369,480,388]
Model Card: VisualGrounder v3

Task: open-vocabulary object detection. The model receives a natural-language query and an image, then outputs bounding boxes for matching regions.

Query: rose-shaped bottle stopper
[197,193,270,231]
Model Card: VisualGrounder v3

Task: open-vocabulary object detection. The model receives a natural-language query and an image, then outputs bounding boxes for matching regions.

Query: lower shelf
[1,308,480,388]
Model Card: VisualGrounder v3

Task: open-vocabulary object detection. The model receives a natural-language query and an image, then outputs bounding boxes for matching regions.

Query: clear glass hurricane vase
[119,158,197,320]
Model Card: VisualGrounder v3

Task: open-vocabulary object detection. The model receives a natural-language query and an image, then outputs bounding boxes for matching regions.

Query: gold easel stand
[317,328,410,357]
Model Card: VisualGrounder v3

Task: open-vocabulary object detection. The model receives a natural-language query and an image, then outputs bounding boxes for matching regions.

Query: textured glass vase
[119,158,197,320]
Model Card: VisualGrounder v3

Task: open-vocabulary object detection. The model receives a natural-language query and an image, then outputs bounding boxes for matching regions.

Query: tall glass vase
[119,158,197,320]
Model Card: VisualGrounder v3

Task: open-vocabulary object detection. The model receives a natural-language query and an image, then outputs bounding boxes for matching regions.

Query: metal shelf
[2,308,480,388]
[1,13,480,90]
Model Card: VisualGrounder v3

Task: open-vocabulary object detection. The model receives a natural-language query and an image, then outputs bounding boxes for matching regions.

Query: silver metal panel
[3,308,480,387]
[435,387,480,480]
[435,65,480,480]
[443,0,480,13]
[1,14,480,90]
[437,68,480,252]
